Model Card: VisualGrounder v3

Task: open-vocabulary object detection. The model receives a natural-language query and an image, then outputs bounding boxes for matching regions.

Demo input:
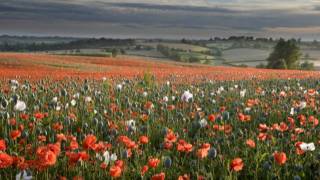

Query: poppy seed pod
[262,161,272,171]
[293,175,301,180]
[164,157,172,168]
[208,148,217,159]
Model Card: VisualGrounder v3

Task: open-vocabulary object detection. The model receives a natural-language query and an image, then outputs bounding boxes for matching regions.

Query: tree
[267,38,301,69]
[300,61,314,70]
[112,48,119,57]
[256,63,266,69]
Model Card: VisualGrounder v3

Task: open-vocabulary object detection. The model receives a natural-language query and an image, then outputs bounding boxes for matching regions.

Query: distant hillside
[0,35,81,45]
[0,36,135,52]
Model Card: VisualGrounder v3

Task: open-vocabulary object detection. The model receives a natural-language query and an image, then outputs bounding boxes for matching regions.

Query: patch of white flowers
[14,100,26,112]
[300,142,315,151]
[181,90,193,102]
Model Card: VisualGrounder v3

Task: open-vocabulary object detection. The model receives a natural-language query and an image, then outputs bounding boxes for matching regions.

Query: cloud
[0,0,320,39]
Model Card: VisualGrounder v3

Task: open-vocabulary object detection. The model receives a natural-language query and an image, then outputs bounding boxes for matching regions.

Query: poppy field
[1,53,320,179]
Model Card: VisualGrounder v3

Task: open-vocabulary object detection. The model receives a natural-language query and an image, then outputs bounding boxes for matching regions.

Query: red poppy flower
[10,130,21,140]
[246,139,256,148]
[141,165,149,176]
[196,148,208,159]
[151,172,165,180]
[36,146,57,167]
[34,112,45,119]
[0,153,13,169]
[274,151,287,165]
[163,142,173,150]
[230,158,244,172]
[148,158,160,168]
[177,140,193,153]
[100,162,108,169]
[0,139,6,151]
[258,133,267,141]
[295,142,305,155]
[114,160,124,169]
[56,133,67,142]
[83,135,97,150]
[165,131,177,143]
[178,174,190,180]
[139,135,149,144]
[109,165,122,178]
[208,114,215,122]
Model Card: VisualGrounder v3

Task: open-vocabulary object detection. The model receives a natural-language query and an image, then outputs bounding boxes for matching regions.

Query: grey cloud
[1,0,320,39]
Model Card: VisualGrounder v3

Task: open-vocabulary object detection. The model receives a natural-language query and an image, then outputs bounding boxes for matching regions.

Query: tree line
[0,38,135,52]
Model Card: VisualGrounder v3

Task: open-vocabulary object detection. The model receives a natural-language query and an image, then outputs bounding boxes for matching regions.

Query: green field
[141,42,210,53]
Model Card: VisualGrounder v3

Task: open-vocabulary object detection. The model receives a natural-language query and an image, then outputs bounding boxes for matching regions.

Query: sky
[1,0,320,39]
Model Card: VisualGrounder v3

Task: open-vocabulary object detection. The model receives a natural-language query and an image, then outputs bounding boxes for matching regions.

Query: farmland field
[223,48,271,61]
[2,53,320,179]
[1,53,320,81]
[140,42,210,53]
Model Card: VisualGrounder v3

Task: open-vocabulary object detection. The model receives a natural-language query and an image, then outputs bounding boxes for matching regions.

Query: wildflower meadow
[1,77,320,180]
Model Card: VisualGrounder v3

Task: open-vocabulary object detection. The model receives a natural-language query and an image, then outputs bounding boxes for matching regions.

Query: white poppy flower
[52,97,58,103]
[166,81,170,86]
[73,93,80,99]
[10,79,19,87]
[116,84,123,91]
[171,96,176,101]
[142,92,148,97]
[71,99,77,106]
[290,107,295,115]
[244,107,251,112]
[85,96,92,103]
[240,89,246,98]
[163,96,169,102]
[199,119,208,128]
[14,100,26,112]
[299,101,307,109]
[15,170,32,180]
[110,153,117,161]
[96,153,103,161]
[102,77,107,81]
[11,85,18,91]
[125,119,136,131]
[103,151,110,164]
[300,142,315,151]
[56,105,61,111]
[181,90,193,102]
